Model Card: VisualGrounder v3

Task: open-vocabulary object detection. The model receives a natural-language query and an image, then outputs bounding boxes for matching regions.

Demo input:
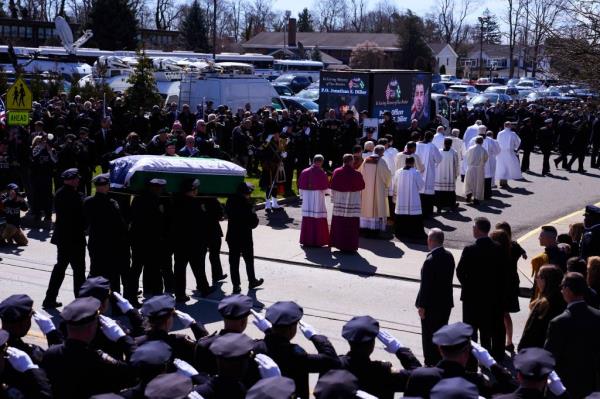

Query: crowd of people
[0,91,599,398]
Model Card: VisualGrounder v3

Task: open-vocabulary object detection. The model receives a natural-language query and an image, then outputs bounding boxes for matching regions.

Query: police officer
[197,195,228,285]
[136,295,208,363]
[84,174,131,298]
[337,315,422,398]
[246,376,296,399]
[43,168,86,309]
[495,348,568,399]
[251,301,339,399]
[1,183,29,246]
[431,377,480,399]
[404,322,516,398]
[144,372,193,399]
[0,294,62,364]
[41,297,135,398]
[120,341,173,398]
[171,178,214,302]
[538,119,554,176]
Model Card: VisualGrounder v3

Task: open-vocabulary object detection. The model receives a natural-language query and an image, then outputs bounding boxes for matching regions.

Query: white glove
[377,330,403,353]
[281,151,288,158]
[470,341,496,368]
[547,371,567,396]
[254,353,281,378]
[188,392,205,399]
[174,358,199,377]
[174,310,195,328]
[98,315,126,342]
[356,390,378,399]
[32,311,56,335]
[250,309,272,333]
[112,292,134,313]
[6,347,38,372]
[299,320,318,340]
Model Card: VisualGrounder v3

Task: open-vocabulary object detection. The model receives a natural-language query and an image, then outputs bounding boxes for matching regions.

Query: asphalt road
[260,152,600,248]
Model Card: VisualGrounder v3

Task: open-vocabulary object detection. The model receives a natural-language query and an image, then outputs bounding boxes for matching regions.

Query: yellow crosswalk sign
[7,77,32,111]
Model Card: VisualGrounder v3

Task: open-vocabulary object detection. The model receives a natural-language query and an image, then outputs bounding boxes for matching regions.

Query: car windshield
[275,75,294,83]
[449,86,469,92]
[297,89,319,100]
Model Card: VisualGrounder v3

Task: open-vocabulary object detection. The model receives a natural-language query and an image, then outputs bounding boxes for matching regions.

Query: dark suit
[544,301,600,398]
[456,236,506,360]
[94,128,117,172]
[415,246,455,366]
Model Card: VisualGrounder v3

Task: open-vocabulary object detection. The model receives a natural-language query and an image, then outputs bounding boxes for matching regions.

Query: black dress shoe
[232,286,242,294]
[249,278,264,290]
[212,274,228,284]
[42,300,62,309]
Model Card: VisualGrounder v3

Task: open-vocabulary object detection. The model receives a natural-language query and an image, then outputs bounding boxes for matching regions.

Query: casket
[109,155,246,195]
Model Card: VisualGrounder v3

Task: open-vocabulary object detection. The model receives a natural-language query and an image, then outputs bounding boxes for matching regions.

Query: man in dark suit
[456,217,506,361]
[545,272,600,398]
[94,116,117,172]
[416,228,456,366]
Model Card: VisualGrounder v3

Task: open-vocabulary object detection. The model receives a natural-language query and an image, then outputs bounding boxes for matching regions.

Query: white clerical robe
[464,144,488,200]
[432,132,446,149]
[395,152,425,174]
[461,124,480,174]
[435,148,460,192]
[359,157,391,230]
[470,136,500,179]
[383,147,399,195]
[415,142,442,195]
[300,190,328,218]
[495,129,523,180]
[393,168,424,215]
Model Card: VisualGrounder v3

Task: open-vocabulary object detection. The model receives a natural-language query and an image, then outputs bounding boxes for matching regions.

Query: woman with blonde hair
[569,222,585,255]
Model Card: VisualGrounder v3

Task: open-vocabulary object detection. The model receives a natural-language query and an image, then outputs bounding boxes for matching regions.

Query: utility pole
[212,0,217,59]
[478,15,490,79]
[283,10,291,58]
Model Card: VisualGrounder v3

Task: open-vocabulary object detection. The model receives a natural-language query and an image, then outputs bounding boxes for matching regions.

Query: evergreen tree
[179,0,210,53]
[8,0,18,18]
[482,9,502,44]
[349,41,390,69]
[395,10,433,71]
[0,2,6,17]
[0,67,8,97]
[297,8,314,32]
[124,51,162,112]
[311,46,322,62]
[87,0,138,50]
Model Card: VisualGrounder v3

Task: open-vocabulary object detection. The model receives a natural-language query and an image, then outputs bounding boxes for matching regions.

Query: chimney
[288,18,297,47]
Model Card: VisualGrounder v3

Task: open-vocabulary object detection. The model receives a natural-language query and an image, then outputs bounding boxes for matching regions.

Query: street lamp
[283,10,291,59]
[478,15,490,79]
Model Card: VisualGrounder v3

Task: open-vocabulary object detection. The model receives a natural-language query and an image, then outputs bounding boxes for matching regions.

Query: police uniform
[144,372,193,399]
[1,183,29,246]
[313,369,360,399]
[431,377,480,399]
[253,301,339,399]
[84,174,131,297]
[136,295,207,363]
[0,294,62,364]
[246,376,296,399]
[43,168,87,308]
[119,341,173,399]
[194,333,255,399]
[337,315,421,399]
[41,297,135,398]
[404,322,516,398]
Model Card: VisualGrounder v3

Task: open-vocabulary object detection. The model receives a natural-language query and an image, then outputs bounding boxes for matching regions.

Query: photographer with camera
[1,183,29,246]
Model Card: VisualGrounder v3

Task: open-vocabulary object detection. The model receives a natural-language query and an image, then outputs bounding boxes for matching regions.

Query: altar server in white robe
[495,121,522,187]
[395,141,425,173]
[469,130,500,200]
[464,136,488,204]
[392,156,426,240]
[432,126,446,149]
[415,131,442,217]
[435,138,460,211]
[461,120,483,177]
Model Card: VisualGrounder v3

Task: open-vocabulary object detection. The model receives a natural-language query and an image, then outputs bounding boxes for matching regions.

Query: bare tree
[436,0,476,48]
[313,0,347,31]
[503,0,525,77]
[363,0,399,33]
[528,0,564,76]
[349,40,391,68]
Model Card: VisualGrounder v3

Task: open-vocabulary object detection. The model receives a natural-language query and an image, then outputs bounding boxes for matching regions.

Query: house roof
[466,44,511,58]
[243,32,453,56]
[267,47,343,65]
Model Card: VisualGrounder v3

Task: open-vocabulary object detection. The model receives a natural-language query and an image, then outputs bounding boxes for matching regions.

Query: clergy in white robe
[469,132,500,199]
[382,137,399,213]
[358,146,392,233]
[431,126,446,149]
[464,137,488,203]
[392,157,426,239]
[415,132,442,217]
[435,138,460,210]
[298,155,330,247]
[395,142,425,174]
[495,121,523,185]
[461,121,483,176]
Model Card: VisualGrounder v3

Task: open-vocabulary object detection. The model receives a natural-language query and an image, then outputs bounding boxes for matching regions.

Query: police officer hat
[432,322,473,348]
[61,168,81,180]
[6,183,19,191]
[313,369,359,398]
[585,205,600,217]
[79,127,89,134]
[341,316,379,343]
[209,332,254,358]
[430,377,479,399]
[141,295,175,319]
[181,178,200,192]
[130,341,173,369]
[544,118,553,124]
[514,347,555,380]
[61,297,101,325]
[78,277,111,301]
[144,373,192,399]
[0,329,8,346]
[246,376,295,399]
[218,294,253,320]
[0,294,33,322]
[148,178,167,186]
[265,301,303,327]
[89,394,125,399]
[92,173,110,186]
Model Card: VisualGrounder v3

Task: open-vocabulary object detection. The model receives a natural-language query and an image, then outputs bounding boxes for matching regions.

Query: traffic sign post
[6,77,32,126]
[7,111,29,125]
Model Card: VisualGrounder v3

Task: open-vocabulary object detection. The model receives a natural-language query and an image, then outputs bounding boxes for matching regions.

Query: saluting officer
[84,174,131,298]
[337,315,422,398]
[43,168,86,309]
[120,341,173,398]
[252,301,340,399]
[246,376,296,399]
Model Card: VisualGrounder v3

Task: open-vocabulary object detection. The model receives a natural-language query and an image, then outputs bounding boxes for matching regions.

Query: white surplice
[435,148,460,192]
[495,128,523,180]
[461,124,481,175]
[415,142,442,194]
[469,136,500,179]
[432,132,446,149]
[383,147,399,195]
[395,152,425,174]
[393,167,424,215]
[464,144,488,200]
[300,189,328,218]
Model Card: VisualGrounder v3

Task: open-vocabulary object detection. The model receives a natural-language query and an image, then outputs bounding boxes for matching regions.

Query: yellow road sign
[6,77,32,111]
[8,111,29,125]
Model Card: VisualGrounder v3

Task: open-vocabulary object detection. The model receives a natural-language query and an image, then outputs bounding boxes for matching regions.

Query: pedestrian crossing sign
[6,77,32,111]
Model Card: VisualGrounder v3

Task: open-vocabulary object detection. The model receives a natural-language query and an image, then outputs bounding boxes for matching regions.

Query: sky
[272,0,506,26]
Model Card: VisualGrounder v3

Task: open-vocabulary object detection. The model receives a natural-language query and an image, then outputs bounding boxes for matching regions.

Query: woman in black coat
[518,265,566,351]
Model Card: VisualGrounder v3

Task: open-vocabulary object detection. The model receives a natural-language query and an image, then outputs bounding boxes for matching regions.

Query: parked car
[491,77,508,85]
[432,82,447,94]
[517,89,534,99]
[467,93,512,110]
[274,74,313,93]
[280,96,319,113]
[484,85,520,99]
[272,83,294,96]
[445,84,479,101]
[296,86,320,103]
[507,78,520,87]
[526,91,577,103]
[440,74,458,82]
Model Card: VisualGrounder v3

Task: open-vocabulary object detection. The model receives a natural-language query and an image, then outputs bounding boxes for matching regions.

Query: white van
[171,74,285,112]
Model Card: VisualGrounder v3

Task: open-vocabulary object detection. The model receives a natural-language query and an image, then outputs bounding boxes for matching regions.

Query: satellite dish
[55,16,74,52]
